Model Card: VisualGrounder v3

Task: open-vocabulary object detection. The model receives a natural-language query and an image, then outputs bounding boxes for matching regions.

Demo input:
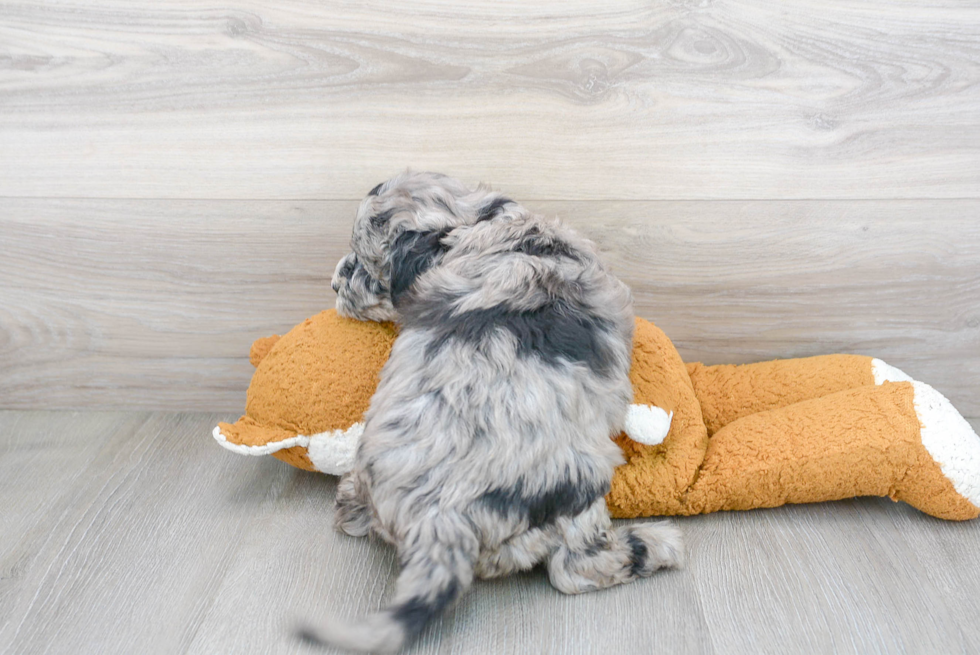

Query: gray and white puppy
[300,172,683,653]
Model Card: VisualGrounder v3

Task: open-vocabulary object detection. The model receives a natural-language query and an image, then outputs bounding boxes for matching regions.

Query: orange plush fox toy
[213,310,980,520]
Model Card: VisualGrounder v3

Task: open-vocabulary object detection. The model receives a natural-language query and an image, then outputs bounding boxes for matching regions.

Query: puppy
[300,172,683,652]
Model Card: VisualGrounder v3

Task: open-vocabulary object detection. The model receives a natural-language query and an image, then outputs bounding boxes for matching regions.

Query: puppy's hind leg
[334,471,373,538]
[475,527,558,579]
[547,499,684,595]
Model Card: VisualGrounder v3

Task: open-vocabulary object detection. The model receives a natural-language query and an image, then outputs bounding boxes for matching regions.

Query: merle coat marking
[305,172,684,653]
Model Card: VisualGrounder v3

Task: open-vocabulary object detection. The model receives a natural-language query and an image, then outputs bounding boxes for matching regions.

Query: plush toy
[213,310,980,520]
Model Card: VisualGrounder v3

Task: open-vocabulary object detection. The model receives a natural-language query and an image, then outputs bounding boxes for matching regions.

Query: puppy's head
[332,171,514,321]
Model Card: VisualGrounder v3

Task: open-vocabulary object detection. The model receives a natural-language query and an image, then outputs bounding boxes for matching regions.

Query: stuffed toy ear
[388,228,452,306]
[249,334,281,367]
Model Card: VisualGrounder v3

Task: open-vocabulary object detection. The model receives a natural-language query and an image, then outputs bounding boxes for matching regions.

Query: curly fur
[304,171,684,653]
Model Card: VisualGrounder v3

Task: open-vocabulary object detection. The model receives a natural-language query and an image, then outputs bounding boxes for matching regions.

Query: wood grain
[1,411,978,654]
[0,199,352,411]
[0,411,272,654]
[0,411,151,595]
[686,499,980,654]
[1,1,979,199]
[2,198,977,415]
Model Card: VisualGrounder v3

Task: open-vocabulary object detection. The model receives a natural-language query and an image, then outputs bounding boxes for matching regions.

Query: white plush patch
[307,423,364,476]
[624,404,673,446]
[212,425,310,455]
[912,381,980,509]
[872,358,914,384]
[212,423,365,476]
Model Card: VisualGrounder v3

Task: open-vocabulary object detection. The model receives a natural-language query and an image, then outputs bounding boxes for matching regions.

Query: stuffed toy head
[215,310,686,515]
[214,311,397,475]
[215,310,980,520]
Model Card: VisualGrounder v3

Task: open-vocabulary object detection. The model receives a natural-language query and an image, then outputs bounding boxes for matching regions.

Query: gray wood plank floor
[2,411,978,655]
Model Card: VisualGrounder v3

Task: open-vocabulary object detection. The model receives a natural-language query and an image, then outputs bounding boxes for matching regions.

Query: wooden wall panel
[2,198,977,414]
[0,0,978,200]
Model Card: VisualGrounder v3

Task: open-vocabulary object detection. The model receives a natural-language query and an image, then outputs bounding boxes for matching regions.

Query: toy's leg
[687,354,890,435]
[682,380,980,520]
[546,500,684,594]
[334,470,374,538]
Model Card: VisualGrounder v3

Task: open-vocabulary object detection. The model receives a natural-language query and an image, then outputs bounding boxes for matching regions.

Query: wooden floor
[2,410,979,655]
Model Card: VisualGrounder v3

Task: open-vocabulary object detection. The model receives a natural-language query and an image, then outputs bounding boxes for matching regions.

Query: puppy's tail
[298,538,474,653]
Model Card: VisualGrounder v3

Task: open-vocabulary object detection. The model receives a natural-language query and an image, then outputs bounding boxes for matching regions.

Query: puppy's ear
[389,228,451,306]
[476,195,514,222]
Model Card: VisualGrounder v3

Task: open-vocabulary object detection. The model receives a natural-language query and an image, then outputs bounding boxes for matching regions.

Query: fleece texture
[214,310,980,520]
[217,310,396,471]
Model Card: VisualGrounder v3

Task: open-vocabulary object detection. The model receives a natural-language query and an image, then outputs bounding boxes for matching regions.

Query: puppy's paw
[334,508,372,538]
[334,474,372,538]
[623,520,685,576]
